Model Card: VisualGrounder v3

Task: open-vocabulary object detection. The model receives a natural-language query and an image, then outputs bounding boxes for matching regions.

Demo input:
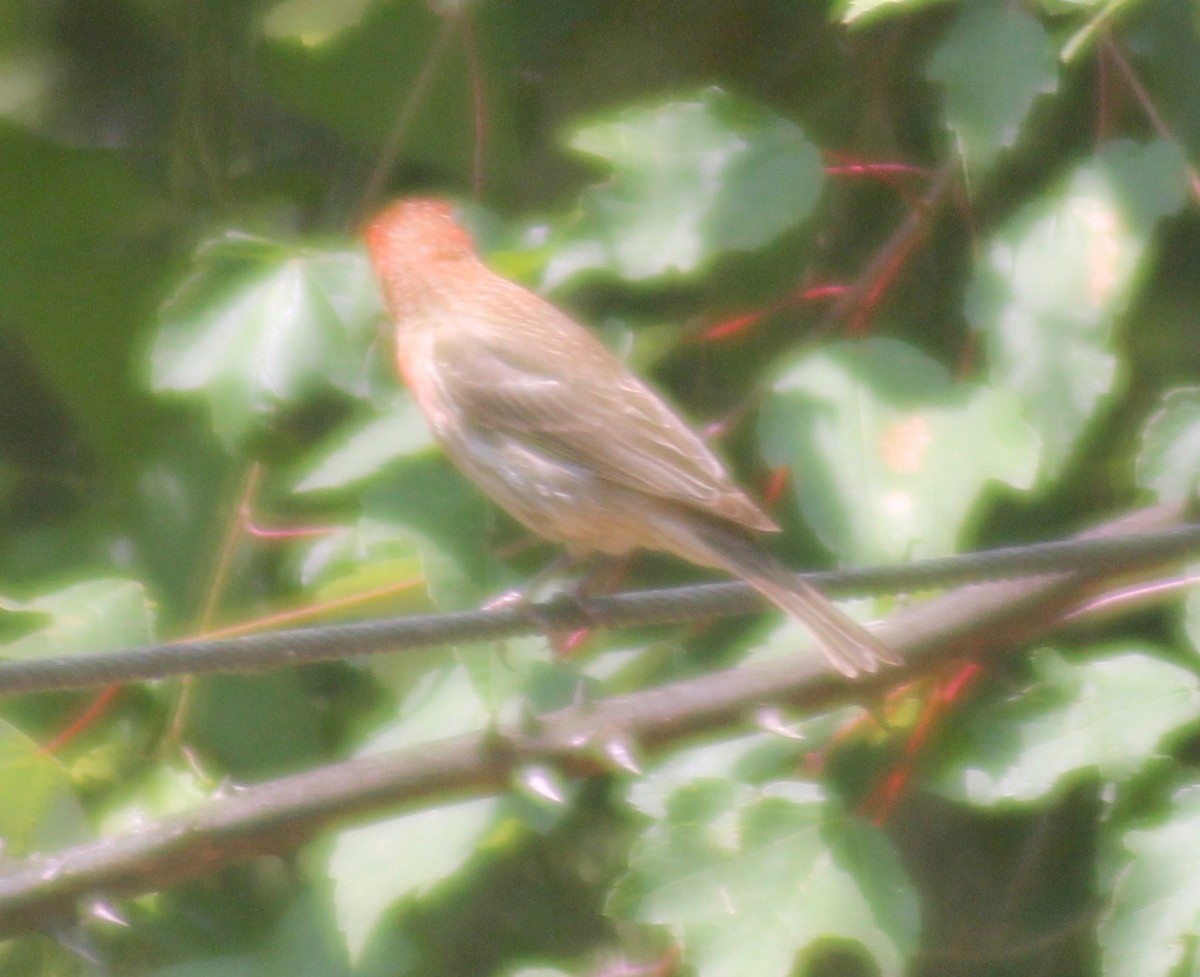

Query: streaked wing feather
[432,317,777,532]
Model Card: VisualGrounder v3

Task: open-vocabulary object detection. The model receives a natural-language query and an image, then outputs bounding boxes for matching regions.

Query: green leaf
[262,0,382,45]
[97,763,212,833]
[1184,575,1200,661]
[1136,387,1200,501]
[150,234,381,448]
[291,517,429,604]
[137,890,352,977]
[1099,785,1200,977]
[0,720,88,857]
[327,665,500,962]
[927,3,1057,175]
[838,0,955,26]
[292,397,436,494]
[933,648,1200,806]
[0,42,57,132]
[757,338,1038,565]
[965,140,1190,479]
[0,126,169,467]
[553,87,823,282]
[255,890,353,977]
[361,454,499,610]
[625,734,810,820]
[184,670,329,778]
[141,957,258,977]
[609,781,915,977]
[0,578,155,660]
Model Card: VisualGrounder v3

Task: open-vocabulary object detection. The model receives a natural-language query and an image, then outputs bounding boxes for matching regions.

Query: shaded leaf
[327,665,500,962]
[260,0,520,190]
[927,4,1057,175]
[185,670,329,778]
[0,127,168,465]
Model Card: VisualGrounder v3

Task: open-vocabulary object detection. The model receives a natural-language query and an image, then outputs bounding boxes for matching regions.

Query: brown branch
[0,502,1190,939]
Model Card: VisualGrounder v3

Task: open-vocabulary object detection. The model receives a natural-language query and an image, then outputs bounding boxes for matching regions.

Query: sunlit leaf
[292,396,436,494]
[965,140,1190,479]
[0,578,155,660]
[360,454,498,610]
[551,87,822,283]
[0,720,88,857]
[263,0,381,46]
[932,648,1200,806]
[1136,387,1200,501]
[757,338,1038,565]
[838,0,954,26]
[150,234,381,447]
[1099,785,1200,977]
[609,781,916,977]
[626,734,819,821]
[292,517,428,600]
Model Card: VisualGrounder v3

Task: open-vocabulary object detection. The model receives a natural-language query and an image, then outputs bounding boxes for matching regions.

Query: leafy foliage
[2,1,1200,976]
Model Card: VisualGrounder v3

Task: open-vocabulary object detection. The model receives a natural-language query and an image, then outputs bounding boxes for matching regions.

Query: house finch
[366,198,899,677]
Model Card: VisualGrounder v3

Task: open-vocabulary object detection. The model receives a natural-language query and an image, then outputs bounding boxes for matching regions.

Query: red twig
[859,661,985,824]
[243,521,338,541]
[38,685,123,756]
[700,284,849,342]
[762,467,790,510]
[703,157,953,343]
[823,152,935,183]
[828,159,958,333]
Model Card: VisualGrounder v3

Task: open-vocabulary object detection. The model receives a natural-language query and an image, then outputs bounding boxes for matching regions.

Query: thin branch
[460,12,487,197]
[0,503,1190,937]
[1102,35,1200,204]
[826,158,959,331]
[358,16,458,218]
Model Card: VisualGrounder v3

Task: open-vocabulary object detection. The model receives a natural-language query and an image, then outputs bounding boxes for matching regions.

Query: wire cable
[1,522,1197,696]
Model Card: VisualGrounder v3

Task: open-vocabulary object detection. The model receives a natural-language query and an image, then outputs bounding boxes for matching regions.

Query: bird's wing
[429,310,778,533]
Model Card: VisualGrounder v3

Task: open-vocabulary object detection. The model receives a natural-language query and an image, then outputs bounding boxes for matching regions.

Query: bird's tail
[684,517,901,678]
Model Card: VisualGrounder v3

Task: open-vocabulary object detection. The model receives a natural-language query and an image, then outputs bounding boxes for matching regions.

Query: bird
[365,197,900,677]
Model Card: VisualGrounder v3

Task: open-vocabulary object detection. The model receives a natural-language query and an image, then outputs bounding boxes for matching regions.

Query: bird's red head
[365,198,475,269]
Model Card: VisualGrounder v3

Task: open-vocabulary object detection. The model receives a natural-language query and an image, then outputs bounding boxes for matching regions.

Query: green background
[3,0,1200,974]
